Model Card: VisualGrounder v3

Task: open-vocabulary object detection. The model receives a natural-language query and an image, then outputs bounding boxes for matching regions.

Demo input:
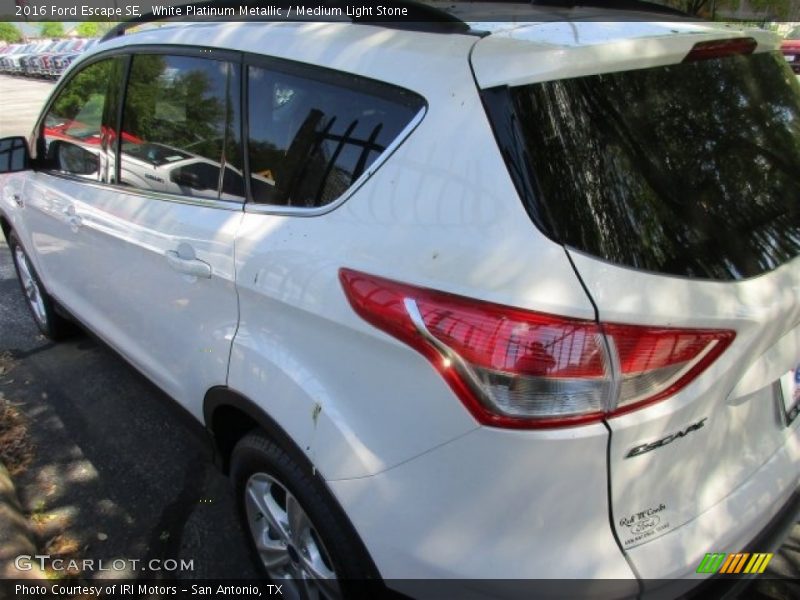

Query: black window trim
[241,51,427,217]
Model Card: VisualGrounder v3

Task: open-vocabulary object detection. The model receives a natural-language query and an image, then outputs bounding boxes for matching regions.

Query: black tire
[230,430,381,598]
[8,231,74,340]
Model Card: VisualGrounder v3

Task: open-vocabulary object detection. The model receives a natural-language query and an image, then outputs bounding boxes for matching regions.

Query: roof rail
[530,0,691,18]
[100,0,471,42]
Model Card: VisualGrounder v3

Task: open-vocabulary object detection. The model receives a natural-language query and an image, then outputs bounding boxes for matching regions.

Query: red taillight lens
[339,269,735,429]
[683,37,758,62]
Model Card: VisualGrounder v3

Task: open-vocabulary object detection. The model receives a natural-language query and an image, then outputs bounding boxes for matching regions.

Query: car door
[26,48,244,418]
[22,55,125,327]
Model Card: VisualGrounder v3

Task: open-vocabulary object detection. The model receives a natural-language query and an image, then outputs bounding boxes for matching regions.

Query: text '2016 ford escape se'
[1,1,798,598]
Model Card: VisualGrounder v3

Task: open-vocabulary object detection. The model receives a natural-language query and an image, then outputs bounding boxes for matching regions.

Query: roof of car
[75,6,778,92]
[100,0,700,42]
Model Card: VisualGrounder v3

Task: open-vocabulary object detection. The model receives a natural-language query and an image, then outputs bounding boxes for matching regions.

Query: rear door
[473,24,800,577]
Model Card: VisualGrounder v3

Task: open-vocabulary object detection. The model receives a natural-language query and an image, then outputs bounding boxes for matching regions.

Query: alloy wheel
[244,473,341,600]
[13,245,47,327]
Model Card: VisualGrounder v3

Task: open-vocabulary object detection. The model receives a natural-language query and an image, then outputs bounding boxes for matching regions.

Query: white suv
[1,2,799,598]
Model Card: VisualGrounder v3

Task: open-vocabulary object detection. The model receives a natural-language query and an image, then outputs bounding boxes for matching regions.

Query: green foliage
[0,22,22,43]
[50,60,114,125]
[75,22,99,38]
[664,0,736,17]
[39,22,64,38]
[123,55,226,154]
[748,0,793,18]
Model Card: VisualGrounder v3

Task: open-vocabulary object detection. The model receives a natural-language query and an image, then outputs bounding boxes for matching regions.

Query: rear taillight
[339,269,735,429]
[683,37,758,62]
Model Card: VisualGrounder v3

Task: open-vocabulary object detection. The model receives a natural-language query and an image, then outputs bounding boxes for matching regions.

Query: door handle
[12,193,23,208]
[165,250,212,279]
[63,205,82,231]
[67,215,83,232]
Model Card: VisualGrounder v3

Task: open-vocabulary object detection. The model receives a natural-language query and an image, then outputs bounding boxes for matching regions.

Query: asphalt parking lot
[0,72,799,598]
[0,75,52,139]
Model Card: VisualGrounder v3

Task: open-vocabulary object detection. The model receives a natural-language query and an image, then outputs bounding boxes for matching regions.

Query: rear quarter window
[246,62,424,209]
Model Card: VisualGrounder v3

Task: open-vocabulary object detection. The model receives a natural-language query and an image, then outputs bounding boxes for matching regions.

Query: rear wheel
[9,231,73,340]
[231,431,378,599]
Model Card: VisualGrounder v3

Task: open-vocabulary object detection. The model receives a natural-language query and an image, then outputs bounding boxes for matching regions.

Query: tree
[749,0,793,18]
[76,22,99,38]
[0,22,22,43]
[39,22,64,38]
[665,0,791,18]
[683,0,715,15]
[662,0,733,17]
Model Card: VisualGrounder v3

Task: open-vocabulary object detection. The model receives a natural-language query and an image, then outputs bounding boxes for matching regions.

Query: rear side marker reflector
[339,269,735,429]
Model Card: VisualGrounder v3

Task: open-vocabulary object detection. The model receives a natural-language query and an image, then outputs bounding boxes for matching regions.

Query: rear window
[483,51,800,280]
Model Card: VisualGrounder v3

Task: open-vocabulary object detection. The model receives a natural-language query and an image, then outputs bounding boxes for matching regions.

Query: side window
[41,57,125,182]
[247,64,424,208]
[119,54,243,201]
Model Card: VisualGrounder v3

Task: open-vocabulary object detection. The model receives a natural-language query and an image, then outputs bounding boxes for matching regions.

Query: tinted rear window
[484,51,800,280]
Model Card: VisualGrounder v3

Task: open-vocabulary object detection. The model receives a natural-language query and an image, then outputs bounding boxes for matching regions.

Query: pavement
[1,73,799,597]
[0,231,260,582]
[0,74,53,139]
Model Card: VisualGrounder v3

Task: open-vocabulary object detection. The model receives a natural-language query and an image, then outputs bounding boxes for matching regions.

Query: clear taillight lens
[339,269,735,429]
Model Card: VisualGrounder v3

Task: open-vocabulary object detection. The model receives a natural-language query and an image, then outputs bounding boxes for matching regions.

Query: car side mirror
[170,169,202,189]
[47,139,99,176]
[0,137,32,173]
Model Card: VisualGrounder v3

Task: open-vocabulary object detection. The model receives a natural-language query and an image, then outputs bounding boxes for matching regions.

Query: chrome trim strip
[403,297,494,407]
[38,172,244,212]
[244,106,427,218]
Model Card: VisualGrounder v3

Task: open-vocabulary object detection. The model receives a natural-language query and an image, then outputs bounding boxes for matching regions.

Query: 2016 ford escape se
[1,2,798,598]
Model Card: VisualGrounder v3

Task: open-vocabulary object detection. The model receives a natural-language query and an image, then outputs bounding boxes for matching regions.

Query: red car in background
[783,26,800,74]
